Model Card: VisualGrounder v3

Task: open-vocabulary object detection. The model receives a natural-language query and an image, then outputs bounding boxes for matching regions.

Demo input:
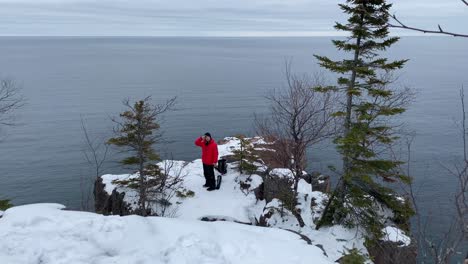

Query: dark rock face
[199,216,252,225]
[253,182,265,201]
[220,154,237,164]
[94,177,133,216]
[258,207,274,227]
[93,177,108,213]
[367,241,417,264]
[263,173,295,204]
[306,172,330,193]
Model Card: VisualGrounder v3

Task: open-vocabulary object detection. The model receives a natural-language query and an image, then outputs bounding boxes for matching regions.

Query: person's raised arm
[195,136,204,147]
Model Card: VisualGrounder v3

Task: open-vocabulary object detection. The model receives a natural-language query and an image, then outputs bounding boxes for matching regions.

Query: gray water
[0,37,467,247]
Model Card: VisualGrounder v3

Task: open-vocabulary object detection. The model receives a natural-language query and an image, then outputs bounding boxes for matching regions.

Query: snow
[216,136,275,157]
[250,137,274,145]
[247,174,263,190]
[0,210,3,217]
[0,137,411,263]
[269,168,294,179]
[382,226,411,247]
[173,160,261,223]
[254,147,276,152]
[259,176,370,262]
[102,173,135,194]
[217,137,241,157]
[297,178,312,194]
[269,168,307,179]
[97,137,384,262]
[0,204,332,264]
[102,159,263,223]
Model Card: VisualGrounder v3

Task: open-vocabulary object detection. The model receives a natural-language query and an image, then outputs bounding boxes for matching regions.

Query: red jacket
[195,137,219,165]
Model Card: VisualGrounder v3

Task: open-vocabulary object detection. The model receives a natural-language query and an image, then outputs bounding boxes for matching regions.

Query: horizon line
[0,34,446,38]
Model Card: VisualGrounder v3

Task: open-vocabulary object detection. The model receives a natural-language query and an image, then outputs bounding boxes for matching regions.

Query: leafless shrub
[0,78,25,128]
[255,62,338,226]
[80,117,110,211]
[147,159,187,217]
[400,86,468,264]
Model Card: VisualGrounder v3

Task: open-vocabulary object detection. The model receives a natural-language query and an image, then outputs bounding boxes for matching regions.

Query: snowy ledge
[382,226,411,247]
[95,137,375,262]
[0,203,332,264]
[0,137,413,263]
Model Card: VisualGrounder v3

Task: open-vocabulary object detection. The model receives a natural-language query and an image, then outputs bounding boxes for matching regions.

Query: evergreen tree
[0,199,13,211]
[340,248,367,264]
[232,135,258,175]
[314,0,414,238]
[108,96,176,216]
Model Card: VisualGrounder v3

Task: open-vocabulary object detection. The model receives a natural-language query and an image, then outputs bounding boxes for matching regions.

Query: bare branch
[256,62,338,224]
[0,78,25,127]
[80,117,110,211]
[389,12,468,38]
[461,86,467,161]
[405,87,468,263]
[81,117,109,179]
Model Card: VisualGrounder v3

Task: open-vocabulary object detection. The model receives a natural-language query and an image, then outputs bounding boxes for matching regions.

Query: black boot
[206,180,216,191]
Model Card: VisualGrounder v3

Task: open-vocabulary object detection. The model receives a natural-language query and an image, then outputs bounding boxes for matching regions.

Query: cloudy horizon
[0,0,466,36]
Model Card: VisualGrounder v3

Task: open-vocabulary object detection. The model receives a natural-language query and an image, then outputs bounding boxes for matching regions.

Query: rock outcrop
[92,136,416,264]
[263,171,295,204]
[94,177,133,216]
[306,172,330,193]
[367,240,417,264]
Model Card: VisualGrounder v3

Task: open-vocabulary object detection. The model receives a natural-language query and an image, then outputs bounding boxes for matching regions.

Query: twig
[389,13,468,38]
[462,86,467,161]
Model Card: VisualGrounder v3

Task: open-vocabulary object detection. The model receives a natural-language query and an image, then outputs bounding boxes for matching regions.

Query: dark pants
[203,163,216,188]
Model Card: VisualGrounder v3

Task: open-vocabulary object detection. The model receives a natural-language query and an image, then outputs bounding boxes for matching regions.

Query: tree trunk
[343,29,361,175]
[139,153,147,216]
[316,9,365,229]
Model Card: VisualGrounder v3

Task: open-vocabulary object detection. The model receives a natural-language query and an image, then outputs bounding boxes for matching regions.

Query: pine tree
[314,0,414,238]
[108,96,176,216]
[0,199,13,211]
[340,248,367,264]
[232,135,258,175]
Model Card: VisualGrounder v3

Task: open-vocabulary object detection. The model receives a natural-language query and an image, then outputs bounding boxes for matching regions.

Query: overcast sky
[0,0,466,36]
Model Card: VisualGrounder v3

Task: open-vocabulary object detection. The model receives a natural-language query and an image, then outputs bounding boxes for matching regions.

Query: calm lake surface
[0,36,467,242]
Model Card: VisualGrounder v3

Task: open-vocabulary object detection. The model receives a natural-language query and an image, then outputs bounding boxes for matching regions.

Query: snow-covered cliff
[0,203,331,264]
[0,137,414,264]
[94,137,373,261]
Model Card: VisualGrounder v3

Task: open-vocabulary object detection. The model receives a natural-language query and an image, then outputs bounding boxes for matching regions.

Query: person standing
[194,133,219,191]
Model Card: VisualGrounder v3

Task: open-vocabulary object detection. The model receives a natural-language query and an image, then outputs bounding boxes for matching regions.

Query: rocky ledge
[93,136,417,264]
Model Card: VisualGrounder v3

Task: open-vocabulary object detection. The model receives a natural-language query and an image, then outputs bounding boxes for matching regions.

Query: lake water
[0,37,467,246]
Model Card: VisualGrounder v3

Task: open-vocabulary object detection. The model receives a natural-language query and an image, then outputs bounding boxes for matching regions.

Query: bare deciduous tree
[401,87,468,264]
[256,63,337,226]
[147,159,186,217]
[0,78,24,209]
[80,117,110,211]
[0,78,25,128]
